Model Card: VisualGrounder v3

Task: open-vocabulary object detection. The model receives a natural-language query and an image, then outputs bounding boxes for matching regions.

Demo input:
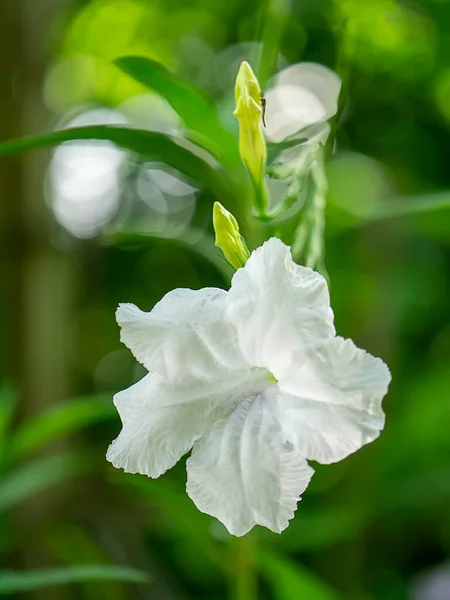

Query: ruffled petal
[278,336,391,464]
[186,389,314,536]
[227,238,335,377]
[107,368,269,478]
[117,287,247,381]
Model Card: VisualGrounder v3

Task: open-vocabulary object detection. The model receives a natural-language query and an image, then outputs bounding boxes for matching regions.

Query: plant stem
[291,150,329,279]
[257,0,291,89]
[233,537,258,600]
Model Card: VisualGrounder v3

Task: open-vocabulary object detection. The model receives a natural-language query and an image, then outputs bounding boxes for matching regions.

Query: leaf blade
[7,395,113,463]
[0,565,149,595]
[371,191,450,221]
[0,125,228,200]
[115,56,237,159]
[0,450,95,513]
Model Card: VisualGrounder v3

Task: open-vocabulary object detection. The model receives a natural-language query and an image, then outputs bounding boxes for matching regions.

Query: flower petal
[186,389,314,536]
[117,287,247,381]
[106,374,212,477]
[227,238,335,377]
[278,336,391,464]
[107,368,270,478]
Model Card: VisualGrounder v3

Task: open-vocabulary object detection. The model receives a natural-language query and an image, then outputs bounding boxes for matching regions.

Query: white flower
[107,238,391,536]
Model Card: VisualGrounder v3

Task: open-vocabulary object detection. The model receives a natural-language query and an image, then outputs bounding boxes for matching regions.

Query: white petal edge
[278,336,391,464]
[186,390,314,536]
[227,238,335,378]
[106,368,270,478]
[107,374,211,477]
[116,287,247,381]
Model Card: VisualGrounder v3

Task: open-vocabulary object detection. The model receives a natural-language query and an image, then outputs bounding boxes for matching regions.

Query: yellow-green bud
[213,202,250,270]
[233,61,267,188]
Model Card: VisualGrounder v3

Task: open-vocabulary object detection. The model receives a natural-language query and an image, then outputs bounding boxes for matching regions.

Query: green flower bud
[234,61,267,206]
[213,202,250,270]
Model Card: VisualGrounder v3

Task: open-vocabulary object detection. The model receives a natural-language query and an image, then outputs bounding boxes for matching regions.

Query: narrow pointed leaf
[115,56,237,160]
[0,126,228,200]
[0,565,149,595]
[370,191,450,221]
[0,450,95,512]
[7,395,113,463]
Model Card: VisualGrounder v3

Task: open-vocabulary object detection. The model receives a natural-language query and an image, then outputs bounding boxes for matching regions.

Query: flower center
[266,372,278,384]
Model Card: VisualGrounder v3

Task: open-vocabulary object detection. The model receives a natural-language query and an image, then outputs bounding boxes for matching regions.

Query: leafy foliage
[0,565,149,595]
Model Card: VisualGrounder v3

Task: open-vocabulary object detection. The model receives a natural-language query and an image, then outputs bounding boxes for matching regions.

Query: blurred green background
[1,0,450,599]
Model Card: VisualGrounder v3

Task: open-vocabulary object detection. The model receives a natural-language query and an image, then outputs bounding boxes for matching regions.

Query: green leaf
[6,395,113,463]
[115,56,237,162]
[0,125,228,201]
[259,549,341,600]
[0,565,149,595]
[327,190,450,242]
[0,450,95,513]
[371,191,450,221]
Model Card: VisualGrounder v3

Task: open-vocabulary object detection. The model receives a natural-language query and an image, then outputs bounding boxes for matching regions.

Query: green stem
[291,149,329,279]
[257,0,291,89]
[326,17,353,159]
[233,537,258,600]
[305,157,328,270]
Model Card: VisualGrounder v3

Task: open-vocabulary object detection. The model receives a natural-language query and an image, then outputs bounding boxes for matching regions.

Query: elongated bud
[213,202,250,270]
[234,61,268,213]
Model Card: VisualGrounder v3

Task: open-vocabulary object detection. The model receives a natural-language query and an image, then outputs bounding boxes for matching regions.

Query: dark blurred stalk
[0,0,76,597]
[0,0,24,383]
[0,0,75,412]
[15,0,75,418]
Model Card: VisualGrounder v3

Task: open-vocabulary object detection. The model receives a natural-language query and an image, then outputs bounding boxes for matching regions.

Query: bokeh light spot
[48,108,128,239]
[265,63,341,142]
[327,151,395,218]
